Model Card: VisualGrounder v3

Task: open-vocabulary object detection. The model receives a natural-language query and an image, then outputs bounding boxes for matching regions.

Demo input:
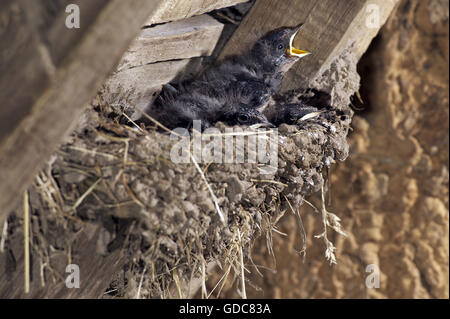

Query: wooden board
[219,0,399,90]
[108,14,224,117]
[145,0,249,25]
[106,59,192,116]
[117,14,224,71]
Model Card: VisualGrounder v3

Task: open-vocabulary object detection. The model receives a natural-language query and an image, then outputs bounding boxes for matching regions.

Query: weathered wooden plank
[117,14,224,71]
[219,0,399,91]
[106,59,192,116]
[20,0,110,67]
[0,1,52,148]
[145,0,249,25]
[0,0,167,226]
[0,0,114,148]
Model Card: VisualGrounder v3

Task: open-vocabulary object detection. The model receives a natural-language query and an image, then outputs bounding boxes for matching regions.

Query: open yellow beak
[287,28,311,58]
[288,47,310,57]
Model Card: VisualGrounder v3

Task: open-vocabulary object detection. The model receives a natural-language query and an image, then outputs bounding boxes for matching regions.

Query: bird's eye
[277,44,284,51]
[238,114,249,123]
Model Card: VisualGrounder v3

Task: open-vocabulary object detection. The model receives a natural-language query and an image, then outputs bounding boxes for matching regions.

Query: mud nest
[17,46,359,298]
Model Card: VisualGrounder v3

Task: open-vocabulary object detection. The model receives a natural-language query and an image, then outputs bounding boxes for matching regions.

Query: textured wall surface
[216,0,449,299]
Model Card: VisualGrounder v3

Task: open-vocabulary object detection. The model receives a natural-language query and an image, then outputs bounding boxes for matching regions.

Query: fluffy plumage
[147,25,321,130]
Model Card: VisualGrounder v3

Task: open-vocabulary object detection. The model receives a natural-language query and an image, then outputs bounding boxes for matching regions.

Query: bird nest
[20,45,359,298]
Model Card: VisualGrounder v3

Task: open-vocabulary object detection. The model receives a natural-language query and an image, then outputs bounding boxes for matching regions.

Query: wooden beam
[117,14,224,71]
[145,0,249,25]
[106,59,192,116]
[219,0,399,90]
[0,0,165,225]
[108,14,224,117]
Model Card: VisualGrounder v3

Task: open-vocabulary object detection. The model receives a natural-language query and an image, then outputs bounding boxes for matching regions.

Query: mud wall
[216,0,449,298]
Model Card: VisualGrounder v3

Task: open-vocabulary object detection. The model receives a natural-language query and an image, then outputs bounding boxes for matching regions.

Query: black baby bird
[147,24,312,130]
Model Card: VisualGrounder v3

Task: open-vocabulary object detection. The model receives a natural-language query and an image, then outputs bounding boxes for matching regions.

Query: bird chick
[264,103,319,126]
[217,104,273,127]
[196,24,310,112]
[264,89,332,125]
[147,24,310,130]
